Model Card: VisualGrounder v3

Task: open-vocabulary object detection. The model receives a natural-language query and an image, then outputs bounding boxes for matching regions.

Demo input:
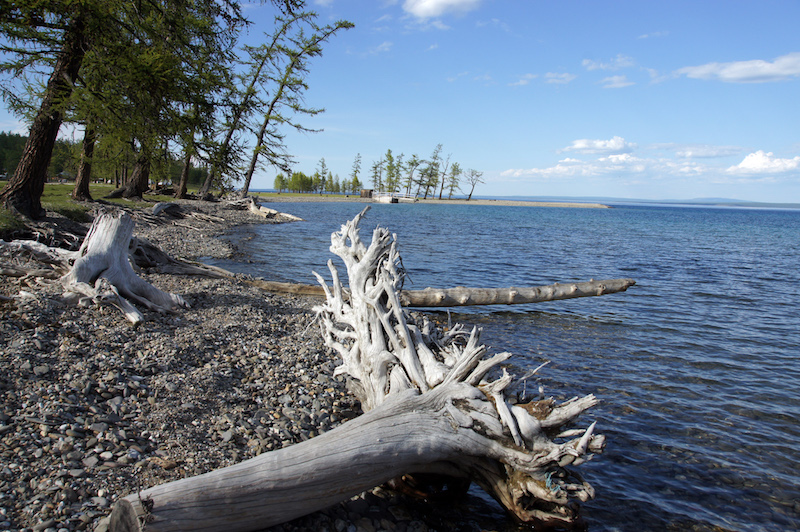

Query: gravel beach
[0,200,505,532]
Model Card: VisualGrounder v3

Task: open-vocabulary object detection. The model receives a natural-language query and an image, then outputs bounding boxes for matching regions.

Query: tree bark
[174,151,191,199]
[0,14,88,219]
[72,123,96,201]
[198,166,215,198]
[106,151,151,199]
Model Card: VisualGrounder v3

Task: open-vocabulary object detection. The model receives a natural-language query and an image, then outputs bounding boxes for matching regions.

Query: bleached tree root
[2,209,187,324]
[58,210,188,324]
[310,206,605,526]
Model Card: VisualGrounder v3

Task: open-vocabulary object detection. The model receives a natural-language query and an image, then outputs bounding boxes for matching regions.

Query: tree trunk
[245,278,635,306]
[107,151,150,199]
[400,278,635,306]
[198,166,215,198]
[109,206,607,531]
[72,123,96,201]
[59,209,188,324]
[0,14,88,219]
[174,151,191,199]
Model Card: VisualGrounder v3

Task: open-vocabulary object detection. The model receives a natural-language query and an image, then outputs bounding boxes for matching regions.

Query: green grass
[1,180,195,237]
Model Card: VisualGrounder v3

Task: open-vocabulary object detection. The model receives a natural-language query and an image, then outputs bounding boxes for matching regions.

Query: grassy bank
[0,181,186,237]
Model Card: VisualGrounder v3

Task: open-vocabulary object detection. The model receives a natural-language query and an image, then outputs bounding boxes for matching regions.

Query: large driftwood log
[246,277,635,306]
[113,207,607,531]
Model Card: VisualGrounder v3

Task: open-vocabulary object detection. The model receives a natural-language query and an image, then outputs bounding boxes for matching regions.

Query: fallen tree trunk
[111,206,609,531]
[243,196,304,222]
[122,383,600,531]
[247,277,635,307]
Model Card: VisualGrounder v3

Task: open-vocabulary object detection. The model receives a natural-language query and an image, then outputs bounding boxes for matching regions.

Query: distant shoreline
[257,193,610,209]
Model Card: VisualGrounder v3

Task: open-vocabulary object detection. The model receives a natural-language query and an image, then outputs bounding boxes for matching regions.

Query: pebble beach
[0,199,501,532]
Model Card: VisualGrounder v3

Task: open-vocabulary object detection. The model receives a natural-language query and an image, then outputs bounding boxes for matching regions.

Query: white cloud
[562,136,635,154]
[509,73,536,86]
[403,0,481,19]
[727,150,800,174]
[501,153,706,181]
[669,144,742,159]
[368,41,393,55]
[545,72,576,84]
[582,54,635,71]
[676,52,800,83]
[600,75,634,88]
[637,31,669,39]
[475,18,511,32]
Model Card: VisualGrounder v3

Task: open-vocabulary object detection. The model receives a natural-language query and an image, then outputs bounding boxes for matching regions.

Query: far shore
[257,193,610,209]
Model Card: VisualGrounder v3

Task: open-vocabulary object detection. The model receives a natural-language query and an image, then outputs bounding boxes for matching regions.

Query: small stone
[92,496,110,508]
[32,519,56,532]
[34,365,51,376]
[90,422,109,433]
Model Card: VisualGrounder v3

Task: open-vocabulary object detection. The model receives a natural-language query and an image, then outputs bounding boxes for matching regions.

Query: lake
[210,200,800,532]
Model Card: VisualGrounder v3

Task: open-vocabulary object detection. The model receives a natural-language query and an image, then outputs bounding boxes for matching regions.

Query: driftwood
[248,277,635,306]
[243,196,304,222]
[2,209,188,324]
[111,207,609,531]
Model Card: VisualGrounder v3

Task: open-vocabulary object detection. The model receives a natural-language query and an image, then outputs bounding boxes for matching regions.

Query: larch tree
[239,15,353,198]
[403,153,421,196]
[436,152,452,200]
[418,144,442,198]
[198,10,310,198]
[0,2,91,218]
[0,0,246,215]
[446,161,462,199]
[464,168,484,200]
[350,152,362,193]
[370,157,385,192]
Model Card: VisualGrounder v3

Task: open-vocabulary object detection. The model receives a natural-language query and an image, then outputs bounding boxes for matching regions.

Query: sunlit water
[209,201,800,531]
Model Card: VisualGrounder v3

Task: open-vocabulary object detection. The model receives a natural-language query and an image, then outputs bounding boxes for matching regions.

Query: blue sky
[3,0,800,202]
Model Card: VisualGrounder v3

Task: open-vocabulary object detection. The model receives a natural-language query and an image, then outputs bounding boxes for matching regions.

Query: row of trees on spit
[0,0,352,219]
[273,148,486,199]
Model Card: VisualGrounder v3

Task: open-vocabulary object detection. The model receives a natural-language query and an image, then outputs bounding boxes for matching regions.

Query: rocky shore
[0,200,508,532]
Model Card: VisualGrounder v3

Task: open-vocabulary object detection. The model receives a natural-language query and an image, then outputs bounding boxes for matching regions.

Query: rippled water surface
[213,201,800,531]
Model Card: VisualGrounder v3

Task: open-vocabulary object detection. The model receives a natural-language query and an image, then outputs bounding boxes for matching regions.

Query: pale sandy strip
[257,194,609,209]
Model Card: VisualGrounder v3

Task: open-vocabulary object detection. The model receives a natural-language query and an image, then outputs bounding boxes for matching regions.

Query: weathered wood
[244,196,304,222]
[248,277,635,307]
[110,206,610,532]
[401,278,635,306]
[59,210,188,324]
[313,206,605,524]
[2,209,188,324]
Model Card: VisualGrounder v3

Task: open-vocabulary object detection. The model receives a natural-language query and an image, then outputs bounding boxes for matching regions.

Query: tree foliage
[1,0,351,215]
[238,14,353,197]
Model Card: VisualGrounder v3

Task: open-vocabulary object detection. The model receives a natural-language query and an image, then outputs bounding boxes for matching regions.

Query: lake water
[211,200,800,532]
